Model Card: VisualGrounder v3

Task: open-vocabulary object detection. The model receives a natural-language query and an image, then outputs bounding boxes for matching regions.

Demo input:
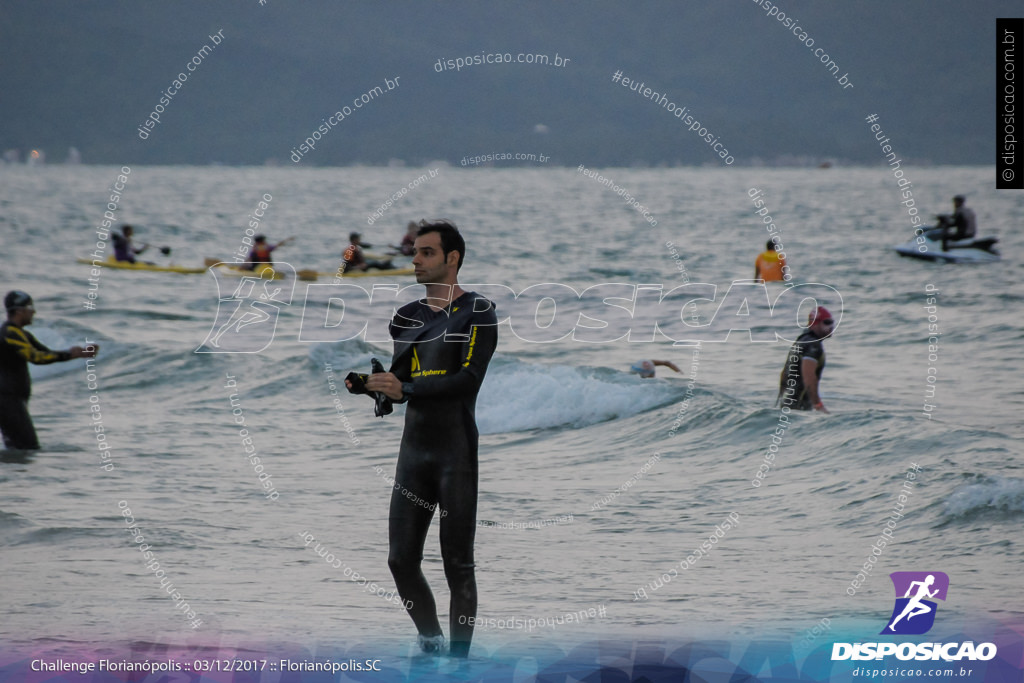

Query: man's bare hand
[366,372,403,400]
[70,345,98,359]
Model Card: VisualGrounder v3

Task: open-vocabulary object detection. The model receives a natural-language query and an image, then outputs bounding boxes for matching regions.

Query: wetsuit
[776,331,825,411]
[385,291,497,657]
[0,322,72,449]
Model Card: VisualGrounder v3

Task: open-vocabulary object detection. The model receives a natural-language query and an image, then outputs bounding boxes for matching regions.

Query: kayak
[76,257,205,273]
[316,267,416,279]
[212,263,290,280]
[211,263,415,281]
[893,231,1000,264]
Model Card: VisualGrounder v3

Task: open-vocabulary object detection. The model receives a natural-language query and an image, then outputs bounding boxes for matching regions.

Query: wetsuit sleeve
[4,326,71,364]
[401,313,497,400]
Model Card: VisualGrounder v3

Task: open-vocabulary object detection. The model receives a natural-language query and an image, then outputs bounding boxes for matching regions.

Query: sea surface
[0,165,1021,672]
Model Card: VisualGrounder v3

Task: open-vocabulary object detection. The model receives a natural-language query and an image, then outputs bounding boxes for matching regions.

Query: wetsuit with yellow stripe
[385,290,497,658]
[0,322,72,449]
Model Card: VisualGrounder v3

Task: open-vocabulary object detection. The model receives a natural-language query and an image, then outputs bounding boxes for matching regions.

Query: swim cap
[4,290,34,311]
[808,306,832,325]
[349,231,361,241]
[630,360,656,378]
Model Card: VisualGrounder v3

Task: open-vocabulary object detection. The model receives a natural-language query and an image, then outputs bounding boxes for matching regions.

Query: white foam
[476,359,678,434]
[944,477,1024,516]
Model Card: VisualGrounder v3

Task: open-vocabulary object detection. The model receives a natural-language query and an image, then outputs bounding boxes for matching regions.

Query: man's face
[811,316,834,338]
[9,306,35,326]
[411,231,455,284]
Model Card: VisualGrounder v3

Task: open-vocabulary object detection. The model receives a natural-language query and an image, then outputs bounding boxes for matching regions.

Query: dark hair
[766,239,777,251]
[417,220,465,271]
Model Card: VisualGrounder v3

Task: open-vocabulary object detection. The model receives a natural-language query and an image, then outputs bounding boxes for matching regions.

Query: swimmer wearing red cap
[776,306,834,413]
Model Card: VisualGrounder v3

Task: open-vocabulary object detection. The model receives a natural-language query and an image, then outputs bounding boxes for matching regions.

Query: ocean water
[1,165,1022,677]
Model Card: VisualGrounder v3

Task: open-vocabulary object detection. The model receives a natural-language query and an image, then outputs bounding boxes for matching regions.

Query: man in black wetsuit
[346,220,497,658]
[1,291,98,449]
[776,305,834,413]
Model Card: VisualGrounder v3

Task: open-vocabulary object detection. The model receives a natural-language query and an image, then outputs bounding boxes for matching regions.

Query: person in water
[754,239,788,282]
[630,359,681,378]
[0,291,98,450]
[397,221,418,256]
[343,232,393,271]
[346,220,498,658]
[934,195,977,250]
[245,234,293,269]
[111,225,149,263]
[777,305,834,413]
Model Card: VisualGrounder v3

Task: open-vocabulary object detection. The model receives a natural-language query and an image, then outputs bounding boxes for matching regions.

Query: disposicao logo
[882,571,948,635]
[831,571,997,662]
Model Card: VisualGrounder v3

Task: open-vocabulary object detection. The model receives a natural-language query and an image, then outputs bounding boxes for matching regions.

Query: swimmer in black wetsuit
[346,220,497,658]
[776,305,834,413]
[0,291,98,449]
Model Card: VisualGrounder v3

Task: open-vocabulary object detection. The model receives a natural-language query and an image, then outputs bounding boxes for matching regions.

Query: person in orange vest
[245,235,294,270]
[754,239,788,282]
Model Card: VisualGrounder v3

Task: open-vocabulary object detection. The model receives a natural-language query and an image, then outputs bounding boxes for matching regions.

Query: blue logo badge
[881,572,949,635]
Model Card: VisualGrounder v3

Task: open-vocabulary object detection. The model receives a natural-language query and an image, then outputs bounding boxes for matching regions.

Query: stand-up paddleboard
[893,233,1000,264]
[76,256,205,273]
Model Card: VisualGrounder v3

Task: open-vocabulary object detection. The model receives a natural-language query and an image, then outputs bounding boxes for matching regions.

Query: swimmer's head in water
[631,360,656,378]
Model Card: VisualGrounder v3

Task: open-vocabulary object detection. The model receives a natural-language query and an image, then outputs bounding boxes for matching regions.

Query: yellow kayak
[77,257,205,274]
[211,263,290,280]
[208,261,415,281]
[318,267,416,279]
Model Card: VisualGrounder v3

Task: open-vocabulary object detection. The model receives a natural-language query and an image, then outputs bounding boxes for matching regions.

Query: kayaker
[245,235,293,269]
[112,225,149,263]
[343,232,393,272]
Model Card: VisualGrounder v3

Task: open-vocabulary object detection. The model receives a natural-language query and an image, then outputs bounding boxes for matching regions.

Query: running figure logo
[196,263,296,353]
[881,571,949,635]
